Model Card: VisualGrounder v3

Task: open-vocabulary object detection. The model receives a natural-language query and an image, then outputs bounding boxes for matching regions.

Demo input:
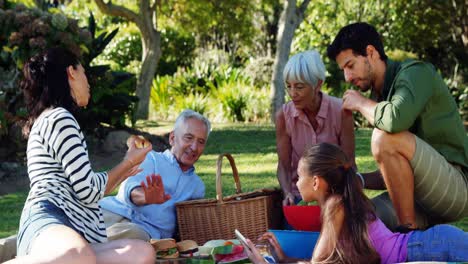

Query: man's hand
[282,192,295,206]
[140,174,171,204]
[342,89,366,112]
[342,89,377,124]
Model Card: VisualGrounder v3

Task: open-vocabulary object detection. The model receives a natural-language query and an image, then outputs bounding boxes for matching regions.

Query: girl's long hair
[21,47,80,136]
[301,143,380,264]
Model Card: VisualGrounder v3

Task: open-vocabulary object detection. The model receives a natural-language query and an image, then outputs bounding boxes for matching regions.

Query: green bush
[175,93,208,117]
[447,77,468,123]
[244,90,271,123]
[150,76,173,120]
[101,29,142,72]
[158,28,196,76]
[0,4,92,160]
[78,13,138,130]
[0,5,137,161]
[101,26,196,77]
[0,5,91,116]
[150,61,271,123]
[243,56,274,89]
[212,83,247,122]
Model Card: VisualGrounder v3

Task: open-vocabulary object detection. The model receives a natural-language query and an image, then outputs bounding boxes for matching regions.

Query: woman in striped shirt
[7,48,155,264]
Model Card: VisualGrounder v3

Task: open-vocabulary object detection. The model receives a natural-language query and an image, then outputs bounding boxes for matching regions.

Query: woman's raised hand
[124,136,152,169]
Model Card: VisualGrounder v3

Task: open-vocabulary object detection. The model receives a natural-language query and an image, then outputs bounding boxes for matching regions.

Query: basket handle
[216,153,242,203]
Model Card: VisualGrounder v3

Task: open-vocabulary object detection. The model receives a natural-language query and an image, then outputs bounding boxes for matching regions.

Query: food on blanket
[127,135,150,149]
[176,240,199,258]
[203,239,239,248]
[150,238,179,259]
[214,244,248,264]
[202,240,248,264]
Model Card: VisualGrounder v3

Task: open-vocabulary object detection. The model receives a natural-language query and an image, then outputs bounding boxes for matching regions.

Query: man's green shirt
[373,59,468,170]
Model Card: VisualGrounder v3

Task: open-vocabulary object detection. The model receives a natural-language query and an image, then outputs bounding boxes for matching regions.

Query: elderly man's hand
[141,174,171,204]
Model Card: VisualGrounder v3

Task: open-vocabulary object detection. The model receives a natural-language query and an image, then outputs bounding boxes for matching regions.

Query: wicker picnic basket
[176,153,283,245]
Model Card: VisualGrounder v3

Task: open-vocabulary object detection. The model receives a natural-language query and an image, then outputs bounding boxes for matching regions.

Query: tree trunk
[135,31,161,119]
[270,0,310,123]
[94,0,161,120]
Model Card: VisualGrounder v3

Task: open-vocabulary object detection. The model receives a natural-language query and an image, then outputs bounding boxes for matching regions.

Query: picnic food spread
[176,240,199,257]
[126,135,150,149]
[151,238,180,259]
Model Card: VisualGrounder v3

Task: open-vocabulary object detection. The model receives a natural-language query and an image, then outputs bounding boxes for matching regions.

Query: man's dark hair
[327,22,387,62]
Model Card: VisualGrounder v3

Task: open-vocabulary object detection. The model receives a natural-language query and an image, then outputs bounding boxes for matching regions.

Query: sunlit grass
[0,192,28,238]
[0,124,466,238]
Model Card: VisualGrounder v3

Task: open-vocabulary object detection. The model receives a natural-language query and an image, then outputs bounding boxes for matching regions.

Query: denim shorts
[16,200,78,256]
[407,224,468,262]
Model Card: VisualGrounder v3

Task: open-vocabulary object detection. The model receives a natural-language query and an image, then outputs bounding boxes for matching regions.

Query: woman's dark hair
[21,47,81,136]
[327,22,387,62]
[301,143,380,264]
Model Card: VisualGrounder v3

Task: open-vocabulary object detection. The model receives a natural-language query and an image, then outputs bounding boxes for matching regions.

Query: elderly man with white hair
[99,109,211,241]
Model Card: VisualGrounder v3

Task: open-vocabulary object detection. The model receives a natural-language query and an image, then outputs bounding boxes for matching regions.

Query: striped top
[24,107,108,243]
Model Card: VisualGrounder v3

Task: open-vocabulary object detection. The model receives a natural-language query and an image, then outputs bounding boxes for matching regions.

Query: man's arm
[342,90,377,124]
[130,187,147,206]
[360,170,386,190]
[340,109,356,169]
[130,174,171,206]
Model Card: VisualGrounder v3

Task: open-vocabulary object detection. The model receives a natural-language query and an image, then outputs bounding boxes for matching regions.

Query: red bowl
[282,205,321,231]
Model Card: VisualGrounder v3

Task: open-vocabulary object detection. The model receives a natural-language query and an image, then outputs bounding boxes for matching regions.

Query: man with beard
[99,109,211,240]
[327,22,467,233]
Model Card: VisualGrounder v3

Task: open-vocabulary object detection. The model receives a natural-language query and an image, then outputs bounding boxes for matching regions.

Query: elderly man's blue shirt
[99,149,205,239]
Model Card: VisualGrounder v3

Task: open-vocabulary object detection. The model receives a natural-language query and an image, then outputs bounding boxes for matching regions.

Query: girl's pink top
[368,218,411,264]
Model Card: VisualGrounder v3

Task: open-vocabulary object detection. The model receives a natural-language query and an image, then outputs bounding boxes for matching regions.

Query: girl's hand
[244,239,267,264]
[258,232,286,262]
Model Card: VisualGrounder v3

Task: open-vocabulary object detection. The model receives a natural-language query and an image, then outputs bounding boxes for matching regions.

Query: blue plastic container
[269,230,319,259]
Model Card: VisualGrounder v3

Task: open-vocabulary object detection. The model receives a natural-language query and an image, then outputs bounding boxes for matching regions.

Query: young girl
[247,143,467,263]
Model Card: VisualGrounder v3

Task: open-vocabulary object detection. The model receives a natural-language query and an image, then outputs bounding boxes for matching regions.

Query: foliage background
[0,0,466,245]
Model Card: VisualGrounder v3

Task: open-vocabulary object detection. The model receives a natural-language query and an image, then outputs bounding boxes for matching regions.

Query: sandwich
[126,135,150,149]
[176,240,199,258]
[150,238,179,259]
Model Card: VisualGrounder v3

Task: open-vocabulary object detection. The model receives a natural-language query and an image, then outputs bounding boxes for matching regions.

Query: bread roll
[127,135,150,149]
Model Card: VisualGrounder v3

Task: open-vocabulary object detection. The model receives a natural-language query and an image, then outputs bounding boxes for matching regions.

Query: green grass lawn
[0,123,466,238]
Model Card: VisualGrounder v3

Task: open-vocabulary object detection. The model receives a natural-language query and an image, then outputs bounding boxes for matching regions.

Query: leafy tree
[167,0,258,64]
[94,0,161,120]
[293,0,467,122]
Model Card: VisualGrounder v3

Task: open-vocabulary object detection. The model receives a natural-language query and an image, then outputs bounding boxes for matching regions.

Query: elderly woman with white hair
[275,50,356,206]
